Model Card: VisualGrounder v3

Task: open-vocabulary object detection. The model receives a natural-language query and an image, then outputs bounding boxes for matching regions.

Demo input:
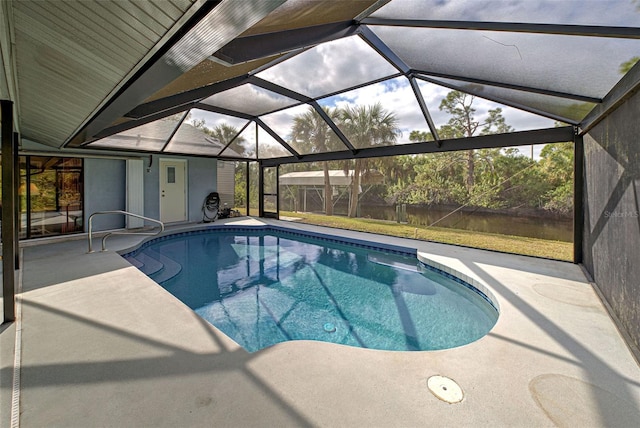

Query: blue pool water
[123,227,498,352]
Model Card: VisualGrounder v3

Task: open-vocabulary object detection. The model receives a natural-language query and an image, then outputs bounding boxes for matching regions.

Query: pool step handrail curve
[88,210,164,253]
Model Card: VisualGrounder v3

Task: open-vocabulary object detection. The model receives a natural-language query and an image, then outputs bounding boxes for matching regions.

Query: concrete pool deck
[1,217,640,427]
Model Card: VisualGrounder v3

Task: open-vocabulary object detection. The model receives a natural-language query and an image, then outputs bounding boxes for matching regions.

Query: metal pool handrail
[88,210,164,253]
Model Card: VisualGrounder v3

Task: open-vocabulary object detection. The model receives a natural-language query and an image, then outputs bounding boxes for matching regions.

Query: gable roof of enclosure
[10,0,639,162]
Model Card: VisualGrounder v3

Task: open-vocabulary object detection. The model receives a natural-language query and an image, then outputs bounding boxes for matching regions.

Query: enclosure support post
[2,100,17,322]
[275,164,280,219]
[13,132,19,269]
[245,162,250,216]
[25,155,32,239]
[573,129,584,264]
[258,161,264,218]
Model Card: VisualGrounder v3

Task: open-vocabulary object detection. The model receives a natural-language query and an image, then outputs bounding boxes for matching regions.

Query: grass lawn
[279,211,573,262]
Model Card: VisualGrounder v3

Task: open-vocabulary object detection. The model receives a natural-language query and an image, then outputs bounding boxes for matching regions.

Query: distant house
[280,170,384,212]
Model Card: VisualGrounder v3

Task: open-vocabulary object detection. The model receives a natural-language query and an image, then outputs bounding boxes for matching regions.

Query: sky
[372,0,640,27]
[189,34,559,158]
[179,0,640,159]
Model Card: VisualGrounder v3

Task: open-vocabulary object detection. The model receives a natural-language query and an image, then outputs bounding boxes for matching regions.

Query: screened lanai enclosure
[58,0,639,258]
[71,0,637,158]
[2,0,640,357]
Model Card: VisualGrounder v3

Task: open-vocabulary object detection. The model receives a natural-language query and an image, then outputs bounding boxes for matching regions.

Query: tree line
[191,90,574,217]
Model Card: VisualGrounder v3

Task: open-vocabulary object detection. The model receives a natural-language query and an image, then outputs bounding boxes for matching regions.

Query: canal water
[358,205,573,242]
[280,194,572,242]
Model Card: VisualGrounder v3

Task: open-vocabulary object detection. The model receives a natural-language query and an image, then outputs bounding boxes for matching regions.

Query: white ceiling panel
[13,0,194,147]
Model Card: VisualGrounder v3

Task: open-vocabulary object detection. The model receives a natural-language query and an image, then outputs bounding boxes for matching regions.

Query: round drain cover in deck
[427,375,464,403]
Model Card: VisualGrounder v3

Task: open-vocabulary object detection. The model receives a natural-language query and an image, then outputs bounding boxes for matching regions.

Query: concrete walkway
[2,218,640,427]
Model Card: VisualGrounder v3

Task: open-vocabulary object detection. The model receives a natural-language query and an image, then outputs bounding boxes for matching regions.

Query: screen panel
[219,122,257,159]
[372,25,640,100]
[90,113,184,151]
[419,75,595,123]
[260,104,349,155]
[200,84,300,116]
[257,126,294,158]
[256,35,398,97]
[369,0,640,27]
[415,79,560,135]
[318,76,430,148]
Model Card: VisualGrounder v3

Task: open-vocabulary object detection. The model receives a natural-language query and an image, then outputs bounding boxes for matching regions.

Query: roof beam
[218,120,253,157]
[74,144,253,162]
[408,75,440,143]
[85,101,255,146]
[261,126,575,167]
[358,25,410,73]
[308,72,403,101]
[84,104,194,145]
[255,118,301,159]
[360,18,640,39]
[212,21,359,65]
[159,111,189,152]
[247,75,313,103]
[580,59,640,134]
[414,74,581,126]
[194,103,254,121]
[124,75,249,120]
[311,101,357,154]
[412,70,601,104]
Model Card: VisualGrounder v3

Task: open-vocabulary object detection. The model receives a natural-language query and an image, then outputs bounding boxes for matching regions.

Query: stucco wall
[80,154,217,231]
[83,158,126,231]
[143,155,217,224]
[583,89,640,359]
[187,156,218,223]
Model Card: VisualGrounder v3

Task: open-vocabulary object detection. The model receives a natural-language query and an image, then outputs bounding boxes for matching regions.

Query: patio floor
[2,217,640,427]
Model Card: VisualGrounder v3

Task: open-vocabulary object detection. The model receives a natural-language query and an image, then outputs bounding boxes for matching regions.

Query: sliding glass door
[19,156,83,239]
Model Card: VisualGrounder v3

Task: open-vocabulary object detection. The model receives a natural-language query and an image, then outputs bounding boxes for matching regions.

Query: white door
[160,159,187,223]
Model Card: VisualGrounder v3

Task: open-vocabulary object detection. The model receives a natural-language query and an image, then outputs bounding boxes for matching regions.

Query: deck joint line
[10,249,24,428]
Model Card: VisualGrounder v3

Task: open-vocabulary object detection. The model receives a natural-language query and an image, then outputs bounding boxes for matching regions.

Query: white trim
[63,0,210,147]
[126,159,145,228]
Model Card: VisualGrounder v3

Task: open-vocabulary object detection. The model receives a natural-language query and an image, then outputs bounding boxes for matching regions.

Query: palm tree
[338,102,400,217]
[211,123,246,155]
[290,106,341,215]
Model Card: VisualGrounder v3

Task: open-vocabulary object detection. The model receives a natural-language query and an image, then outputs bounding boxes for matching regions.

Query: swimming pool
[123,226,498,352]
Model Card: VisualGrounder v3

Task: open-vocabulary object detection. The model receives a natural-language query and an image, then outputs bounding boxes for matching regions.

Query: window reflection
[19,156,83,239]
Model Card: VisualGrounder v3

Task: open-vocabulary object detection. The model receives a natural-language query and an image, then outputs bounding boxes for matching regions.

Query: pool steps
[131,253,164,276]
[149,250,183,283]
[124,249,182,284]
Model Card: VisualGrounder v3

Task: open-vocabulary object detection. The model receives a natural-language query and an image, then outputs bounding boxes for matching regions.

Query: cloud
[371,23,639,100]
[373,0,640,26]
[256,35,398,97]
[191,17,591,152]
[199,73,557,150]
[261,104,311,142]
[188,109,248,130]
